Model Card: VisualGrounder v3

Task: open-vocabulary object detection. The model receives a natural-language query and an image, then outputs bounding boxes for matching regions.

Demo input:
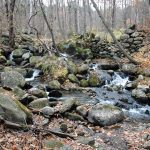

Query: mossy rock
[77,64,88,74]
[68,74,79,84]
[0,93,32,124]
[77,47,93,59]
[29,98,49,109]
[58,42,76,55]
[80,79,89,87]
[37,56,68,82]
[1,71,26,89]
[13,48,26,58]
[88,73,101,87]
[48,80,61,89]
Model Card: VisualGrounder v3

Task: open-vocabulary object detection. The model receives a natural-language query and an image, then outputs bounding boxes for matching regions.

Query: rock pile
[120,25,145,53]
[59,33,112,59]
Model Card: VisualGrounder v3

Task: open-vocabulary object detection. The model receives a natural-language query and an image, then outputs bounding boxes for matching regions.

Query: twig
[4,120,77,139]
[38,132,42,150]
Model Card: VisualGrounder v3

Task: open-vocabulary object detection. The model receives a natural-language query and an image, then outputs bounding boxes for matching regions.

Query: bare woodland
[0,0,150,41]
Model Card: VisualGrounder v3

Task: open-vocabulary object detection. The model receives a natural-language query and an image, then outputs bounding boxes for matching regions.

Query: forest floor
[0,116,150,150]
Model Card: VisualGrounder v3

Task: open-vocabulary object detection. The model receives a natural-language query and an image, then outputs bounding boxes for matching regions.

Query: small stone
[143,141,150,149]
[60,123,68,132]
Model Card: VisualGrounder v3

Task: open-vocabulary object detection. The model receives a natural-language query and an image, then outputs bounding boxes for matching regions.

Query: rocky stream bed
[0,30,150,149]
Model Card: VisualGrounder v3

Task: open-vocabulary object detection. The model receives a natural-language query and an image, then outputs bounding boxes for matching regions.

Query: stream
[25,64,150,123]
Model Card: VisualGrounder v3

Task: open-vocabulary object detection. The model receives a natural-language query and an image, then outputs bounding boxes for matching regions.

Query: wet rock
[100,63,119,70]
[64,112,84,121]
[88,73,101,87]
[48,80,61,89]
[1,71,26,89]
[59,98,78,113]
[0,93,30,125]
[125,81,138,90]
[28,88,46,98]
[48,90,62,98]
[77,136,95,146]
[22,52,31,60]
[29,98,49,109]
[43,140,64,149]
[77,64,88,74]
[80,79,89,87]
[41,106,55,117]
[100,71,112,83]
[132,89,149,104]
[68,74,79,84]
[87,104,124,126]
[143,141,150,149]
[122,64,138,75]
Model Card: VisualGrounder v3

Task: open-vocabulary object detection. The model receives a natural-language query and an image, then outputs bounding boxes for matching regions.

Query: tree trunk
[112,0,116,29]
[91,0,139,65]
[56,0,65,39]
[9,0,16,50]
[39,0,58,54]
[74,1,78,34]
[83,0,86,33]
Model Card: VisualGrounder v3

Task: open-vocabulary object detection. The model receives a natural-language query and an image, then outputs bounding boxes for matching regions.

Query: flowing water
[26,62,150,122]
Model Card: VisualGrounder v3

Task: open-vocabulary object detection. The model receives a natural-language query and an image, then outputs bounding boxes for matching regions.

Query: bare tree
[112,0,116,29]
[39,0,58,54]
[91,0,139,65]
[8,0,16,50]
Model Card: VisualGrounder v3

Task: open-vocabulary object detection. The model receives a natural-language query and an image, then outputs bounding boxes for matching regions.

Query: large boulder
[87,104,124,126]
[36,56,68,82]
[0,93,31,124]
[1,71,26,89]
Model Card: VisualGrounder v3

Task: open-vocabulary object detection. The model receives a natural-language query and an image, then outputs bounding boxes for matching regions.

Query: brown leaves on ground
[133,44,150,69]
